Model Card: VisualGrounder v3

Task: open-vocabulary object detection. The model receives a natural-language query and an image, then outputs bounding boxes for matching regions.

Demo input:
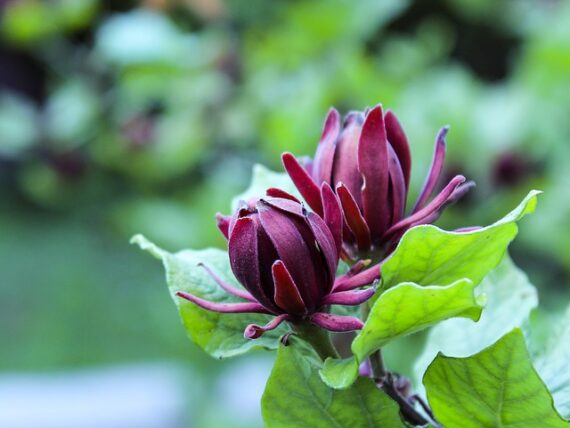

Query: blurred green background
[1,0,569,426]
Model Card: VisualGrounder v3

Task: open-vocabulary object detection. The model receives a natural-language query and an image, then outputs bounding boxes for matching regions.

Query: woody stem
[361,298,430,426]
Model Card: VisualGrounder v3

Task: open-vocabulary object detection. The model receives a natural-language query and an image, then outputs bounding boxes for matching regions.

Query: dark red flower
[282,104,473,259]
[176,188,378,339]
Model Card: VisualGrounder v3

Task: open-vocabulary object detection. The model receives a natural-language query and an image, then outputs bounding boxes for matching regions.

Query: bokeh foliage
[1,0,569,425]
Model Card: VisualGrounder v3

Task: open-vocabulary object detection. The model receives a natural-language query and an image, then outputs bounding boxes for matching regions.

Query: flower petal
[229,217,278,312]
[244,314,289,339]
[282,152,323,215]
[176,291,270,314]
[310,313,364,332]
[272,260,307,316]
[312,108,341,184]
[332,115,364,207]
[385,110,412,190]
[305,211,338,294]
[336,183,371,251]
[358,105,390,239]
[387,144,407,225]
[216,213,231,240]
[322,288,375,305]
[333,262,381,292]
[266,188,301,203]
[384,175,466,240]
[321,182,343,256]
[257,201,322,309]
[412,126,448,213]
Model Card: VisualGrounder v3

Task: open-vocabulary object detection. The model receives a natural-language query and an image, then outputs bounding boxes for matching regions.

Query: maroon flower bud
[283,104,474,259]
[177,189,376,339]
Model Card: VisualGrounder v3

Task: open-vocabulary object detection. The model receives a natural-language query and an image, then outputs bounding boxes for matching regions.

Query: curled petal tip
[244,325,263,339]
[244,314,289,339]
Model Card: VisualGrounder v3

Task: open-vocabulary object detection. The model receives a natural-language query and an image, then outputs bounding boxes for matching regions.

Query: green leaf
[353,278,484,363]
[381,190,541,290]
[262,336,406,428]
[535,304,570,419]
[231,164,300,210]
[424,329,569,428]
[319,356,359,390]
[414,257,538,389]
[131,234,285,358]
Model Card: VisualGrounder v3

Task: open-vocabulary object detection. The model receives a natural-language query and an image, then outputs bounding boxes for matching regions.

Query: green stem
[291,321,340,360]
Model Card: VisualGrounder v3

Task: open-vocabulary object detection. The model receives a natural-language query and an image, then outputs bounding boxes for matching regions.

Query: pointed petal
[229,217,278,312]
[322,288,375,305]
[333,262,381,292]
[337,183,371,251]
[282,152,323,215]
[358,105,390,238]
[387,144,407,225]
[321,182,343,256]
[244,314,289,339]
[310,313,364,332]
[384,175,466,240]
[312,108,341,184]
[332,116,364,207]
[266,188,301,203]
[272,260,307,316]
[257,202,321,309]
[305,211,338,294]
[176,291,269,314]
[385,110,412,190]
[198,263,256,302]
[216,213,231,240]
[412,126,448,213]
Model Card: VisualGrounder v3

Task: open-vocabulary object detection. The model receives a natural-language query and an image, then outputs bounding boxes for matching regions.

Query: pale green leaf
[231,164,300,210]
[319,356,359,390]
[535,304,570,419]
[262,336,406,428]
[352,278,484,362]
[131,234,285,358]
[381,190,541,290]
[424,329,568,428]
[414,257,538,390]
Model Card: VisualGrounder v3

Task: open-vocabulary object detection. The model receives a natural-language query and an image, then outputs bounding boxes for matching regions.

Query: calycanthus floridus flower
[282,104,474,260]
[175,187,379,339]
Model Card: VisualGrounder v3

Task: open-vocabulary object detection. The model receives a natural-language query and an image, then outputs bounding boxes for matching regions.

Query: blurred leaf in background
[1,0,570,426]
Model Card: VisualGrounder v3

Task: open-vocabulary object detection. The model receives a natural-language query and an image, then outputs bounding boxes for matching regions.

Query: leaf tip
[130,234,165,259]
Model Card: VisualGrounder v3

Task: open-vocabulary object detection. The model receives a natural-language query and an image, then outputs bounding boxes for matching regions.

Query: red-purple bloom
[176,188,378,339]
[282,104,473,260]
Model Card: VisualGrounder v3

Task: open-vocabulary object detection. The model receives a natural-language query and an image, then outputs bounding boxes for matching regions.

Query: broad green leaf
[262,336,406,428]
[535,304,570,418]
[231,164,300,211]
[353,279,483,362]
[131,234,285,358]
[319,356,359,390]
[381,190,540,290]
[321,279,483,390]
[414,257,538,390]
[424,329,569,428]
